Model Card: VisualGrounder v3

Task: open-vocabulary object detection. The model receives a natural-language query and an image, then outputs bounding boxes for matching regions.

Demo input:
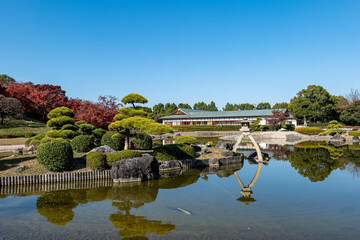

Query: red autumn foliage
[6,82,68,120]
[69,96,121,128]
[267,109,289,127]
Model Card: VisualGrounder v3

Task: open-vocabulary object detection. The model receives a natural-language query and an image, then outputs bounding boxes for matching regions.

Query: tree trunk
[124,129,130,150]
[304,117,307,126]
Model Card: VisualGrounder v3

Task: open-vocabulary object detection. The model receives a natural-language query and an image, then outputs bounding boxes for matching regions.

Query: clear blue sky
[1,0,359,109]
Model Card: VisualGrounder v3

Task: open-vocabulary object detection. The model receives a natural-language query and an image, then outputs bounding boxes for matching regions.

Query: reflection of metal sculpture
[234,162,263,205]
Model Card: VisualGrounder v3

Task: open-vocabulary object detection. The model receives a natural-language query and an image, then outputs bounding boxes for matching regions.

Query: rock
[28,145,35,152]
[13,148,23,156]
[90,145,117,154]
[286,133,302,142]
[159,160,182,170]
[191,145,202,152]
[205,142,211,147]
[195,152,200,157]
[111,154,159,182]
[215,141,234,150]
[221,151,235,157]
[353,136,360,142]
[12,165,26,173]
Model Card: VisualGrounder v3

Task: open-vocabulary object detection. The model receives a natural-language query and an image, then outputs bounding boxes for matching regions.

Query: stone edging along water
[0,155,244,186]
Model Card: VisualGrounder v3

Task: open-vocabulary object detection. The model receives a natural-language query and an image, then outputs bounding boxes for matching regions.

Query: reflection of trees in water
[288,148,343,182]
[267,144,292,161]
[341,148,360,177]
[109,200,175,239]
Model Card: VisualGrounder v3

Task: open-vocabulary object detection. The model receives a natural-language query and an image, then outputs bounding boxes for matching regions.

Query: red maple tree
[69,96,121,128]
[267,109,289,128]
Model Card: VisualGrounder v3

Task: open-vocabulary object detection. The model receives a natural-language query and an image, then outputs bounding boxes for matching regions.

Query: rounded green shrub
[47,107,75,119]
[46,130,77,139]
[37,141,73,171]
[174,135,198,145]
[61,124,79,131]
[26,134,45,146]
[47,116,75,129]
[107,150,142,166]
[154,144,196,161]
[25,132,35,138]
[71,135,94,152]
[86,152,107,171]
[78,123,95,135]
[93,128,106,138]
[101,132,125,150]
[131,132,152,149]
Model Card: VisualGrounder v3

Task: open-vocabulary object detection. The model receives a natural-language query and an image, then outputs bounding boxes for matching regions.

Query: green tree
[256,102,271,109]
[164,103,177,115]
[238,103,255,110]
[178,103,192,109]
[223,103,235,111]
[193,101,218,111]
[0,74,16,87]
[272,102,289,109]
[339,100,360,126]
[289,85,338,124]
[122,93,148,108]
[109,93,173,149]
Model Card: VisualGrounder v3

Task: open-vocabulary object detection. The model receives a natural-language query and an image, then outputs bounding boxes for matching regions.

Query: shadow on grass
[0,156,35,172]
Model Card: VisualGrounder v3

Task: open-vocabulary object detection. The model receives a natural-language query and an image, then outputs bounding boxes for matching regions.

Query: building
[161,108,297,126]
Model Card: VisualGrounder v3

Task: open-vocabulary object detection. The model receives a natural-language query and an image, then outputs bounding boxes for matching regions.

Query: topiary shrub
[92,128,106,147]
[86,152,107,171]
[106,150,142,166]
[101,132,125,150]
[131,132,152,149]
[46,130,77,139]
[26,134,45,147]
[75,120,87,126]
[37,141,73,171]
[71,135,94,152]
[61,124,79,131]
[47,107,75,119]
[154,144,196,161]
[174,135,198,145]
[25,132,35,138]
[78,123,95,135]
[47,116,75,130]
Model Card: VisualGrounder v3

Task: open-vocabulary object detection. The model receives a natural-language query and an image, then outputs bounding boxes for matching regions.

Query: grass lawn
[0,152,90,177]
[0,138,27,145]
[0,118,50,138]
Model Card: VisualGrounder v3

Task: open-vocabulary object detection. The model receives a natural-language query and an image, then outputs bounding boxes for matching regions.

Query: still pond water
[0,143,360,239]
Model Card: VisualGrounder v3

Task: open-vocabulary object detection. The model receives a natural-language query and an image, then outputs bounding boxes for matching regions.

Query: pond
[0,142,359,239]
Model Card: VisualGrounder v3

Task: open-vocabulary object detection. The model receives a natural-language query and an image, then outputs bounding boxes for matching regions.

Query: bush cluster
[37,141,73,171]
[47,116,75,129]
[154,144,196,161]
[107,150,142,166]
[318,129,344,136]
[101,132,125,150]
[24,132,35,138]
[71,135,94,152]
[40,137,68,144]
[86,152,107,171]
[174,135,198,145]
[26,133,45,147]
[131,132,152,149]
[295,127,324,135]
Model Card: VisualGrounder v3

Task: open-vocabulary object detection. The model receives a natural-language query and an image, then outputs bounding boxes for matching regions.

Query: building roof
[161,108,291,120]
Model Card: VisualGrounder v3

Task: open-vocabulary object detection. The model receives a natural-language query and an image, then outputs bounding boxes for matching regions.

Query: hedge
[349,131,360,136]
[37,141,73,171]
[46,130,77,139]
[154,144,196,161]
[86,152,107,171]
[107,150,142,166]
[295,127,324,135]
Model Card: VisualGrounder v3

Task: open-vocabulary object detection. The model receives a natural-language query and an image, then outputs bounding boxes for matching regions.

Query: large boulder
[111,154,159,183]
[329,134,346,147]
[90,145,117,154]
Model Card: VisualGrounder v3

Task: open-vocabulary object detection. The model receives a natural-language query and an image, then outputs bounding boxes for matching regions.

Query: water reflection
[234,162,263,205]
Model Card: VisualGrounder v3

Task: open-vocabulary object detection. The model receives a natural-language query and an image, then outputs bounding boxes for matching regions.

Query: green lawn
[0,118,50,138]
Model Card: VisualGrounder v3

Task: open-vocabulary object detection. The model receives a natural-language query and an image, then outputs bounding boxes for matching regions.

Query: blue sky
[1,0,359,109]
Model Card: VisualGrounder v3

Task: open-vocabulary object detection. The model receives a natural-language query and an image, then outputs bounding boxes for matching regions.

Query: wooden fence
[0,170,112,187]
